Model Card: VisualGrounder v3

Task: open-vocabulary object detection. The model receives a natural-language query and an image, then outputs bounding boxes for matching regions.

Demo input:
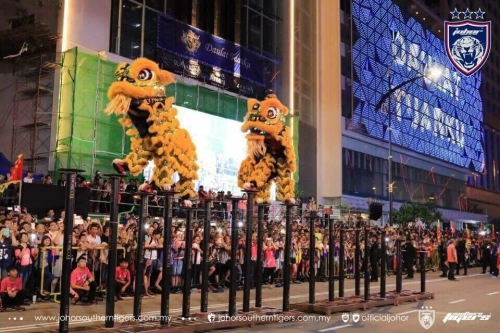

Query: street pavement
[0,268,499,333]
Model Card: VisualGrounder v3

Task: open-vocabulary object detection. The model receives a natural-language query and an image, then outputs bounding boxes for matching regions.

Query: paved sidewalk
[0,269,457,332]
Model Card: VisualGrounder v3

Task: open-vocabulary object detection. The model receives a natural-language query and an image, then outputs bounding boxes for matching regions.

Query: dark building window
[196,0,215,34]
[166,0,192,23]
[109,0,120,54]
[219,0,236,42]
[119,0,143,60]
[144,8,158,60]
[145,0,164,12]
[248,10,262,52]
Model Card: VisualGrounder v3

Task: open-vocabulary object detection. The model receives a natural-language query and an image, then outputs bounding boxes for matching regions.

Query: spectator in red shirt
[70,256,97,305]
[0,266,27,311]
[115,258,131,300]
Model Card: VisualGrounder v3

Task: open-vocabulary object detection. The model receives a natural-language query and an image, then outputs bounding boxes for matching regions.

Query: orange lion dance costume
[104,58,198,202]
[237,90,296,203]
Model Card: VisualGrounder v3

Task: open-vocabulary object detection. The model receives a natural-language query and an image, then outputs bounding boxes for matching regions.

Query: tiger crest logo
[445,8,491,76]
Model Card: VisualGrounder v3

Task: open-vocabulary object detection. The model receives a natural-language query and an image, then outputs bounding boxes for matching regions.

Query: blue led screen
[351,0,484,172]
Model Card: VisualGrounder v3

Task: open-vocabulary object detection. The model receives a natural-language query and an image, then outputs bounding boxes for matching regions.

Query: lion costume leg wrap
[168,129,198,198]
[276,158,295,202]
[123,135,153,175]
[238,154,275,203]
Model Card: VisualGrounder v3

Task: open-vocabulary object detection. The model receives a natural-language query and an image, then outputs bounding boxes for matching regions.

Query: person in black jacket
[403,238,416,279]
[370,236,381,282]
[455,236,467,275]
[481,239,490,274]
[438,238,448,278]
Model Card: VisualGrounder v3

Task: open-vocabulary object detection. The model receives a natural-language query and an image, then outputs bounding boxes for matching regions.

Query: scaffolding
[0,23,60,174]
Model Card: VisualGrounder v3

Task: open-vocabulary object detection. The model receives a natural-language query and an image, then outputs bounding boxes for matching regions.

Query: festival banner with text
[156,14,276,86]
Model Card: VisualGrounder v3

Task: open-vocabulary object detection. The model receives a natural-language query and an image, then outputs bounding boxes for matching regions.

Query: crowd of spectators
[0,192,493,313]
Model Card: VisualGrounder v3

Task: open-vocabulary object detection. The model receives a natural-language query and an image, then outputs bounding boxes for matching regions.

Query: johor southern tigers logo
[445,9,491,76]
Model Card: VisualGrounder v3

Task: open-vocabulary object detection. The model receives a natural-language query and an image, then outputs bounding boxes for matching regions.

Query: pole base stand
[291,291,435,316]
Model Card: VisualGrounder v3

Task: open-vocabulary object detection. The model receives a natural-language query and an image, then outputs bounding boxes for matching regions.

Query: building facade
[328,0,491,225]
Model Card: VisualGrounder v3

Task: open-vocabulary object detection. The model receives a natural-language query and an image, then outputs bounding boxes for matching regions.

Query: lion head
[104,58,175,116]
[241,91,289,157]
[451,36,484,70]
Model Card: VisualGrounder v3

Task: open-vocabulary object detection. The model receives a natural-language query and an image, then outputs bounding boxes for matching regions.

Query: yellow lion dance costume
[104,58,198,201]
[237,91,296,203]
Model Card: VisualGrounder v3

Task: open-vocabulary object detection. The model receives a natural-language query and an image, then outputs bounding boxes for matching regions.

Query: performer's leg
[275,157,295,202]
[151,154,175,189]
[171,129,199,199]
[239,155,275,191]
[255,182,272,204]
[114,135,153,175]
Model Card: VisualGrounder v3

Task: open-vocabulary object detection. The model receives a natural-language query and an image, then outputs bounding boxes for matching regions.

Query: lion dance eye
[267,107,279,119]
[138,69,154,81]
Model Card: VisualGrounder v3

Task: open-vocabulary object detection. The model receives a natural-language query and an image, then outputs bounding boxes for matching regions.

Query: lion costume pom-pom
[104,58,199,199]
[237,90,296,203]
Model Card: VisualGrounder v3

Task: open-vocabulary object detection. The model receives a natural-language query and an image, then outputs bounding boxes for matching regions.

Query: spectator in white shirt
[23,171,33,183]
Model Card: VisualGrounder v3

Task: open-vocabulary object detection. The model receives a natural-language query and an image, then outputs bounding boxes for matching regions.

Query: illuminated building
[326,0,492,225]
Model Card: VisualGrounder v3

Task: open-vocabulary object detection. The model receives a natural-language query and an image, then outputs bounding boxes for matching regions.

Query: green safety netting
[53,48,299,190]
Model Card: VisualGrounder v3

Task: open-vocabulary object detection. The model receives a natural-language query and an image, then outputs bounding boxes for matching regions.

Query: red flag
[10,154,24,181]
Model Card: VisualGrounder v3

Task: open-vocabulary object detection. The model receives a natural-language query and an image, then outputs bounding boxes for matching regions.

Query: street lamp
[374,67,442,226]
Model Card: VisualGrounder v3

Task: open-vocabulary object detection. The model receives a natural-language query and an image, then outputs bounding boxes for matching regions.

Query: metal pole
[229,197,241,316]
[328,219,335,301]
[364,226,370,301]
[388,69,393,227]
[255,204,267,307]
[282,203,294,311]
[161,190,177,325]
[420,251,426,293]
[58,168,83,333]
[396,239,402,293]
[182,207,194,319]
[200,199,212,313]
[309,215,316,304]
[243,191,257,312]
[104,174,124,328]
[133,194,149,319]
[354,228,360,296]
[380,230,387,298]
[339,227,345,298]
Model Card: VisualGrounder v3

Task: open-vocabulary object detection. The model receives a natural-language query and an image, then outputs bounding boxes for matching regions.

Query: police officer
[403,237,416,279]
[456,236,467,276]
[481,239,490,274]
[370,236,381,282]
[438,238,448,278]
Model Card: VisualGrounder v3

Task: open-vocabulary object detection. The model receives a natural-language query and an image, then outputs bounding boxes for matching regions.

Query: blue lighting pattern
[351,0,484,172]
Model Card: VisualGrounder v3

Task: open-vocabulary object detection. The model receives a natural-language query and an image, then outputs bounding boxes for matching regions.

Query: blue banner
[157,14,276,86]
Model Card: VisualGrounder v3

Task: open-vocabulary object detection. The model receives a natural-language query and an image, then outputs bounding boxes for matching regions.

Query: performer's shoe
[182,200,193,208]
[243,181,258,191]
[112,159,128,175]
[139,183,157,194]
